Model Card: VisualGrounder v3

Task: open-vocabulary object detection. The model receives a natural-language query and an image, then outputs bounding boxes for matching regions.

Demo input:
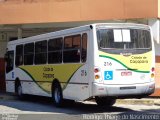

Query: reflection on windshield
[97,29,151,50]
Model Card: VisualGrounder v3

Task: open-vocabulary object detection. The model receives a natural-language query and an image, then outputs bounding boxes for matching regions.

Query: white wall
[154,41,160,56]
[149,19,160,56]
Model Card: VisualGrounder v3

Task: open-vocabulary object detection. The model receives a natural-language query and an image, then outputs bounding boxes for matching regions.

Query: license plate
[121,71,132,76]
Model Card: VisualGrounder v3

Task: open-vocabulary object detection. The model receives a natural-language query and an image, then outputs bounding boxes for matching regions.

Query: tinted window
[48,38,62,51]
[81,33,87,62]
[97,29,151,49]
[97,29,123,49]
[16,45,23,66]
[97,29,151,54]
[24,43,34,65]
[130,29,151,49]
[48,38,62,64]
[48,52,62,64]
[63,35,81,63]
[35,41,47,64]
[6,51,14,73]
[73,35,81,48]
[35,41,47,53]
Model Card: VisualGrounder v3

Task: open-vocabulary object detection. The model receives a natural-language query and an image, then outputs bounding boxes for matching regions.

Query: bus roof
[7,23,150,46]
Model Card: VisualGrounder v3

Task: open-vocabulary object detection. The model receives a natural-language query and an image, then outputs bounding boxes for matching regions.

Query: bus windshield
[97,29,151,54]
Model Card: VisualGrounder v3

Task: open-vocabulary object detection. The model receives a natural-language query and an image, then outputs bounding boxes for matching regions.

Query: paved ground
[0,95,160,120]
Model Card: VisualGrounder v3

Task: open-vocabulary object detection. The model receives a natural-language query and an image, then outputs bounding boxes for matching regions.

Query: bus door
[5,51,15,92]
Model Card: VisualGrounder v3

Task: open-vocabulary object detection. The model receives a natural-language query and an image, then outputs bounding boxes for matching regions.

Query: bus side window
[6,51,14,73]
[24,43,34,65]
[16,45,23,67]
[35,40,47,65]
[81,33,87,62]
[48,38,62,64]
[63,35,81,63]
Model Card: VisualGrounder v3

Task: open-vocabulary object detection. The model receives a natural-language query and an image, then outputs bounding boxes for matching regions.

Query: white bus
[5,23,155,107]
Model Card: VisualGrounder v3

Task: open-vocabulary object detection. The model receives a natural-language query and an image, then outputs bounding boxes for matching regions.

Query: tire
[52,82,64,107]
[95,97,116,107]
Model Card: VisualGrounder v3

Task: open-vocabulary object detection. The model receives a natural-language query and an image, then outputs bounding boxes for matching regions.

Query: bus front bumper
[92,82,155,98]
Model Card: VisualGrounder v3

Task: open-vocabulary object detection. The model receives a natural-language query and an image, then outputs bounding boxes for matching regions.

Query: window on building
[24,43,34,65]
[81,33,87,62]
[48,38,62,64]
[63,35,81,63]
[35,40,47,64]
[16,45,23,66]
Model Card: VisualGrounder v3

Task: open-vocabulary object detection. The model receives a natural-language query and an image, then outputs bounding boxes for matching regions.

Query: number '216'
[104,62,112,66]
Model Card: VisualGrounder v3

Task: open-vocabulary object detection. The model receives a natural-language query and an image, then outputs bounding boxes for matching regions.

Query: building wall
[0,42,7,58]
[154,39,160,90]
[0,0,159,94]
[0,0,158,25]
[158,0,160,17]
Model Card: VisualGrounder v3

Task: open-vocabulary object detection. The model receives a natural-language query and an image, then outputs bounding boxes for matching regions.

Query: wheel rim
[18,85,22,96]
[54,87,61,103]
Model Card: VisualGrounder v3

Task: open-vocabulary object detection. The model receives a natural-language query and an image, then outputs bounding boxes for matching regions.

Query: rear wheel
[95,97,116,107]
[52,82,64,107]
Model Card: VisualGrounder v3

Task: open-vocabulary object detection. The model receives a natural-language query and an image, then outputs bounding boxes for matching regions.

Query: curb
[116,99,160,106]
[0,93,18,100]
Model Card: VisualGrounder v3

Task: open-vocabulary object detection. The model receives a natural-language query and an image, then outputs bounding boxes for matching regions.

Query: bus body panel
[6,28,92,101]
[92,82,155,97]
[5,23,155,102]
[99,51,153,84]
[63,30,91,101]
[92,24,155,97]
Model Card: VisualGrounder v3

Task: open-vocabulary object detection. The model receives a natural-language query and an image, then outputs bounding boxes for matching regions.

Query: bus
[5,23,155,107]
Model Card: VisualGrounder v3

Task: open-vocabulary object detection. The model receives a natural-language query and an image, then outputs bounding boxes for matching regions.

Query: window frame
[35,40,47,65]
[6,51,14,73]
[63,34,81,63]
[24,42,34,65]
[48,37,63,64]
[81,33,87,63]
[15,44,24,67]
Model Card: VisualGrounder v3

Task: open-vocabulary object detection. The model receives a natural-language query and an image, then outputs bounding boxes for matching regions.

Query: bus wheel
[95,97,116,107]
[52,82,64,107]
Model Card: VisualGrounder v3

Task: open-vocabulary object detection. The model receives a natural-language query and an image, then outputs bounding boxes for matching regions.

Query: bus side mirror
[4,53,8,61]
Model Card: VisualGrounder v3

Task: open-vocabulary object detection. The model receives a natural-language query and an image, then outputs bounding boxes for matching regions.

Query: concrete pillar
[17,28,22,39]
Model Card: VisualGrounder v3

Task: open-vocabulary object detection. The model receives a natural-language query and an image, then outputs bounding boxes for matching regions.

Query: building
[0,0,160,96]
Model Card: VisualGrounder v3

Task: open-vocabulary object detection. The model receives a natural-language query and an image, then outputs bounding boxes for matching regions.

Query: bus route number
[104,62,112,66]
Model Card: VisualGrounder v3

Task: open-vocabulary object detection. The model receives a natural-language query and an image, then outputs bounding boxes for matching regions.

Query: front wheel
[52,82,64,107]
[16,83,24,99]
[95,97,116,107]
